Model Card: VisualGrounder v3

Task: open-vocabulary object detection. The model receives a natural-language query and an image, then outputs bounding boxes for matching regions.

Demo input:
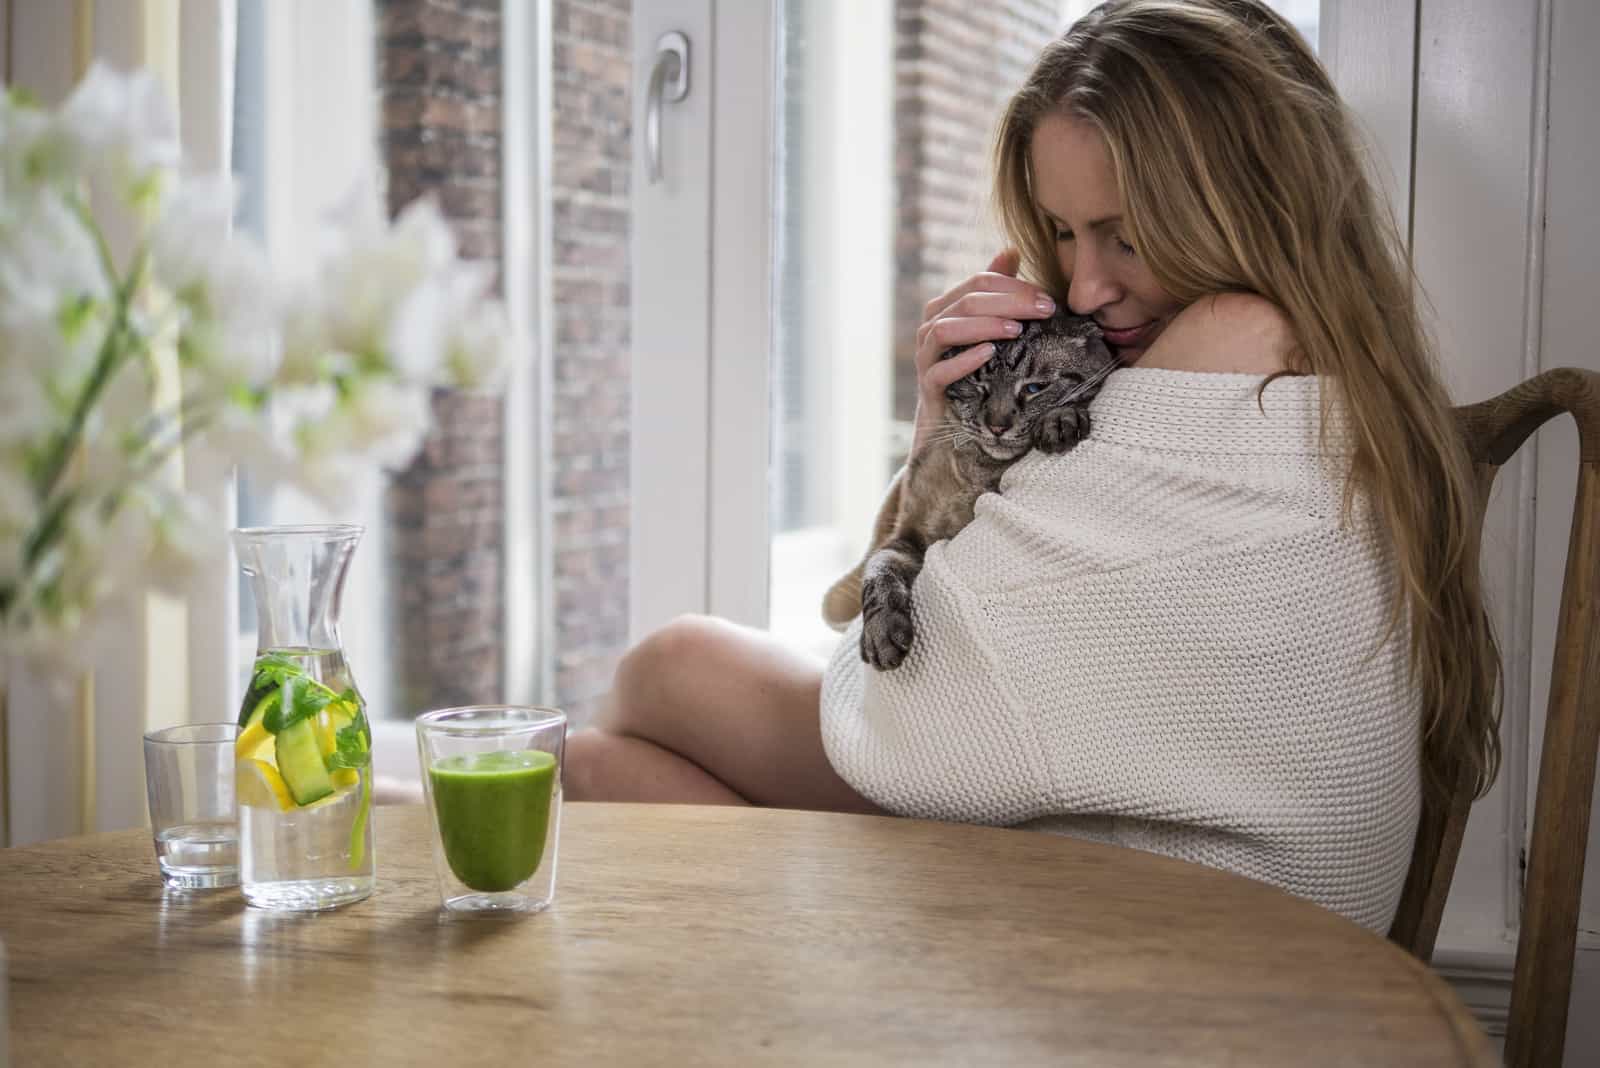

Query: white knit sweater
[820,368,1421,933]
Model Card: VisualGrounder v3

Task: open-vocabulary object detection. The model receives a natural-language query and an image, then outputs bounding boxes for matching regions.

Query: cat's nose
[988,423,1010,436]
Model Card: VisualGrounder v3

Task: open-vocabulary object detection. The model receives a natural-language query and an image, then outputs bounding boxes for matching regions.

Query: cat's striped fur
[822,311,1118,669]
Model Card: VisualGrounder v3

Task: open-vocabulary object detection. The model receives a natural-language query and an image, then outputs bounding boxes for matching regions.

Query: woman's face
[1028,112,1186,365]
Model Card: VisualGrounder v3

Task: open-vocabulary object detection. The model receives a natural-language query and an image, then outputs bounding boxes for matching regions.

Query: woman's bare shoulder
[1136,293,1296,374]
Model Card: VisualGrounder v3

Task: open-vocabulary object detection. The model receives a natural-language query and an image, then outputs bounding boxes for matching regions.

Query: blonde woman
[564,0,1501,933]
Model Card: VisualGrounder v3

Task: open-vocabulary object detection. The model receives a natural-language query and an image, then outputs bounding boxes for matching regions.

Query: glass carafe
[232,524,375,910]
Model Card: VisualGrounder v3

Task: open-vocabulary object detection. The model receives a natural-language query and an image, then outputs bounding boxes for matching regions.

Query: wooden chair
[1388,367,1600,1067]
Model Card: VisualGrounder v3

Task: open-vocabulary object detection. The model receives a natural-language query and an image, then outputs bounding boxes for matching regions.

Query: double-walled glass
[233,524,375,911]
[417,706,566,913]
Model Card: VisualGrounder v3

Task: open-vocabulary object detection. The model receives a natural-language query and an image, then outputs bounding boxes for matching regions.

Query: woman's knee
[605,613,730,734]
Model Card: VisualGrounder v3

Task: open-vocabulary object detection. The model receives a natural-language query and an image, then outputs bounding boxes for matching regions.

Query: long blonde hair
[994,0,1500,802]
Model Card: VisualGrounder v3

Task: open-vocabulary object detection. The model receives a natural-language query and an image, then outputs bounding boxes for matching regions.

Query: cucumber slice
[275,718,335,806]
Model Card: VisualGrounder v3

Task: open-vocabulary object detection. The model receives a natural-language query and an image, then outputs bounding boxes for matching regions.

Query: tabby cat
[821,311,1118,669]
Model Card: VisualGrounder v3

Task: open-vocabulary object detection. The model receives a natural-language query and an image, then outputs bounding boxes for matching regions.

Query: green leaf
[325,703,371,771]
[56,293,98,342]
[250,653,302,691]
[239,653,300,727]
[264,674,334,735]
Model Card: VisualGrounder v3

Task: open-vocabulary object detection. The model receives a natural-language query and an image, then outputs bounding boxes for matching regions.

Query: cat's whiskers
[1057,356,1122,406]
[924,424,970,448]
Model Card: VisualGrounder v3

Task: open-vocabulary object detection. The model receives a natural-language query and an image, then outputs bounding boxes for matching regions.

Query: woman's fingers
[922,270,1041,326]
[921,343,995,393]
[917,314,1024,357]
[918,292,1057,375]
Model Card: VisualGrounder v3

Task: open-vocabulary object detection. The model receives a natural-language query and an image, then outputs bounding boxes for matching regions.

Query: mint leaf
[251,652,302,691]
[239,654,301,727]
[264,674,333,734]
[325,704,371,771]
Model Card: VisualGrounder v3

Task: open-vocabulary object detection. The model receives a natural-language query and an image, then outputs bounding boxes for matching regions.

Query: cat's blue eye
[1022,383,1046,396]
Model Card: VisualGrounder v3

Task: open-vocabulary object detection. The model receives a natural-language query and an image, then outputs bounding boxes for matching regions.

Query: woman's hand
[911,249,1058,454]
[1138,292,1298,374]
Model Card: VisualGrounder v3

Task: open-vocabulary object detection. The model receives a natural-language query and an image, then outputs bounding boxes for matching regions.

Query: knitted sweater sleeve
[818,370,1422,932]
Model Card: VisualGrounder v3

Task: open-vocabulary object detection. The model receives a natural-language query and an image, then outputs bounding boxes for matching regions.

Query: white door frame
[628,0,712,642]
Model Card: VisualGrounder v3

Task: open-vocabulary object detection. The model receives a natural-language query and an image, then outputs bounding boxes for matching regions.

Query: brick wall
[892,0,1063,422]
[377,0,506,714]
[549,0,632,723]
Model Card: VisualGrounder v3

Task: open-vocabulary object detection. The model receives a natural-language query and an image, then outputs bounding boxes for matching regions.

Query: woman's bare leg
[564,615,881,814]
[563,733,751,805]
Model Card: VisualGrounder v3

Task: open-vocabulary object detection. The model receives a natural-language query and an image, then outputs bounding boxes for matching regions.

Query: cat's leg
[822,466,909,628]
[564,614,883,813]
[1034,404,1091,452]
[859,534,926,670]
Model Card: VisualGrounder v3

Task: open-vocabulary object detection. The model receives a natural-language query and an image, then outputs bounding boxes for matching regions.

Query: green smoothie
[428,749,557,893]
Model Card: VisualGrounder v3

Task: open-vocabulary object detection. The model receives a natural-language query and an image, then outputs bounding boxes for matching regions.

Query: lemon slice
[236,720,275,763]
[237,758,295,811]
[314,705,360,790]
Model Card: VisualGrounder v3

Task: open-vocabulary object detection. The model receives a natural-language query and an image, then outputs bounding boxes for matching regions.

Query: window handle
[646,31,690,185]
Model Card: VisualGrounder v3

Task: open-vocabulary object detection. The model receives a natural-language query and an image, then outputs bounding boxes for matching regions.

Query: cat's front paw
[860,576,915,670]
[1034,404,1091,452]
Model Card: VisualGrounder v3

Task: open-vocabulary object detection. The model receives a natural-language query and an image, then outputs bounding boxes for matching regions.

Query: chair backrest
[1387,367,1600,1067]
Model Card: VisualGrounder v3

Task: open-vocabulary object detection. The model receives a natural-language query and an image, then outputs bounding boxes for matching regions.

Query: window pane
[769,1,1069,658]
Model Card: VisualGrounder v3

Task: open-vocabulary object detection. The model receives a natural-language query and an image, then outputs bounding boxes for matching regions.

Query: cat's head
[942,311,1118,460]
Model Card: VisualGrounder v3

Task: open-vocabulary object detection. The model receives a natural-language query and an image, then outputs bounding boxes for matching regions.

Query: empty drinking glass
[142,723,240,890]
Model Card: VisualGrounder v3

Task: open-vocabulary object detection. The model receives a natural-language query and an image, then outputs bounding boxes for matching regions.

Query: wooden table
[1,803,1493,1066]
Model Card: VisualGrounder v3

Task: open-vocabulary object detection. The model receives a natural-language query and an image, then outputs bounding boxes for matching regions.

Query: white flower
[0,205,105,315]
[295,452,373,507]
[0,191,114,449]
[0,191,114,350]
[56,62,180,202]
[146,174,283,393]
[315,190,458,367]
[0,97,73,203]
[388,260,494,384]
[445,297,512,391]
[271,380,340,452]
[1,65,522,662]
[203,400,293,483]
[148,173,236,292]
[297,378,429,472]
[131,485,223,595]
[180,248,283,392]
[339,378,431,469]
